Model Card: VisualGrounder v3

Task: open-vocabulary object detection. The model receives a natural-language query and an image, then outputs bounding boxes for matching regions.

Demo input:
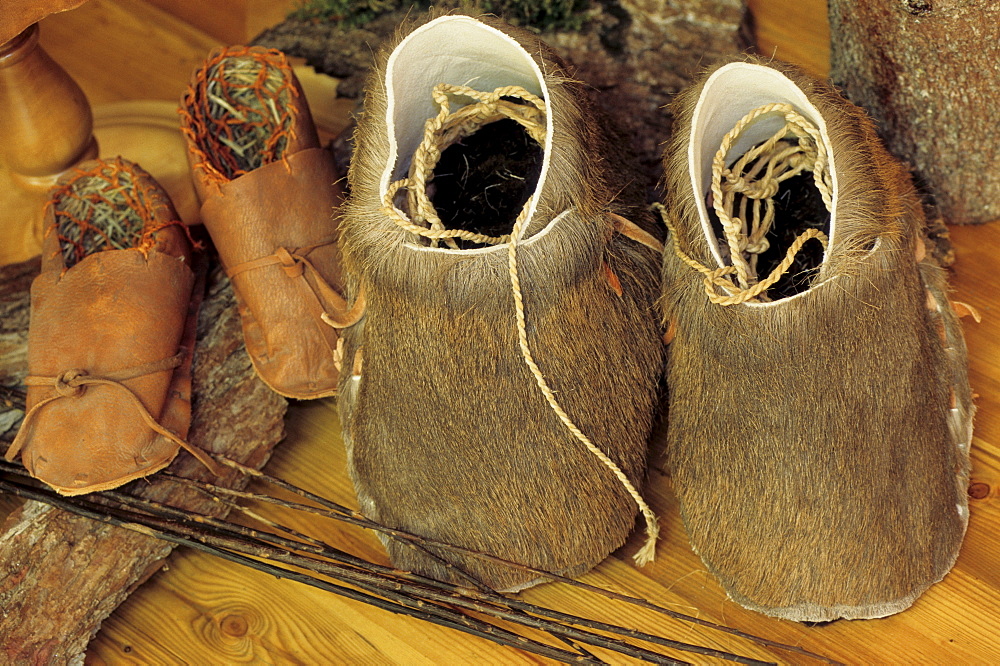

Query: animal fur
[659,56,973,621]
[336,12,664,591]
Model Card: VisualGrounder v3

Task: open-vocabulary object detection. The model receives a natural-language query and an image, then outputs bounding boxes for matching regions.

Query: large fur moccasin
[338,13,665,591]
[658,57,974,621]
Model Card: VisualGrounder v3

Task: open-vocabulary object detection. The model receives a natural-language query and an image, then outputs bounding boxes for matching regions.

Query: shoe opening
[689,62,839,303]
[181,47,297,183]
[382,16,552,251]
[705,161,830,299]
[429,117,544,248]
[50,159,169,269]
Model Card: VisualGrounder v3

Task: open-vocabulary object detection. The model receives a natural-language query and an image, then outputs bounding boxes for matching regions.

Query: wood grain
[38,0,220,106]
[746,0,829,78]
[0,259,288,662]
[0,0,994,663]
[143,0,299,44]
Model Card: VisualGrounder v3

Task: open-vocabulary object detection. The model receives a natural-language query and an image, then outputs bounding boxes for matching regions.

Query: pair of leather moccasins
[6,13,974,624]
[6,46,351,492]
[335,14,973,622]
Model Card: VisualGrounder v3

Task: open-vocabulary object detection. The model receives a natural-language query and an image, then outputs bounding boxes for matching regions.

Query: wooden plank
[38,0,221,106]
[142,0,299,44]
[746,0,830,78]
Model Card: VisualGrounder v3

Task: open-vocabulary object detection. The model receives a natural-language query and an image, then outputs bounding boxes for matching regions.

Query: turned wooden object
[0,23,96,188]
[1,0,97,264]
[828,0,1000,224]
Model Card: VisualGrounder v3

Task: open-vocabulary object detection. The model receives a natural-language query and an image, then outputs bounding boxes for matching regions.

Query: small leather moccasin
[4,158,218,495]
[180,46,358,400]
[337,14,666,591]
[657,57,974,621]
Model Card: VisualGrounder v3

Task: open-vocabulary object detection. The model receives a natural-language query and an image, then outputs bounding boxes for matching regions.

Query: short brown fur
[337,13,664,591]
[659,57,972,621]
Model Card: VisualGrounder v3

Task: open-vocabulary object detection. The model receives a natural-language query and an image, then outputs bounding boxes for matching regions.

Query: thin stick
[0,477,610,666]
[165,488,603,661]
[0,447,833,664]
[91,487,762,664]
[159,472,495,592]
[195,460,840,665]
[75,496,703,663]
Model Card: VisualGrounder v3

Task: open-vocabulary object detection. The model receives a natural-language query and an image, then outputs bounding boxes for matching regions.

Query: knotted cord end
[633,513,660,567]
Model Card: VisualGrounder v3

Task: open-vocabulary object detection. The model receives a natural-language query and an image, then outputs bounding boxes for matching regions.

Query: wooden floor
[4,0,998,663]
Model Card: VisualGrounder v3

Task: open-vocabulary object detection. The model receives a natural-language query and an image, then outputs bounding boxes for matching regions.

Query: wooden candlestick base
[0,24,197,267]
[0,23,96,266]
[0,102,198,266]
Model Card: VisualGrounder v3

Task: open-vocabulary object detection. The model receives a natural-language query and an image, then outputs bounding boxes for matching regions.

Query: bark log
[829,0,1000,224]
[0,258,287,663]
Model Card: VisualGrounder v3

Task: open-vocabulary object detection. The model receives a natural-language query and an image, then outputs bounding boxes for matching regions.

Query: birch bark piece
[829,0,1000,224]
[0,261,287,662]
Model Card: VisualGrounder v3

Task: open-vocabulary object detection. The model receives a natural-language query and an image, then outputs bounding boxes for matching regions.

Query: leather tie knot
[223,238,365,331]
[5,352,223,476]
[54,369,87,397]
[274,247,304,278]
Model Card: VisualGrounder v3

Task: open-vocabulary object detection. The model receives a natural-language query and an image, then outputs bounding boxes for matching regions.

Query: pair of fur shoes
[6,12,972,624]
[337,14,973,622]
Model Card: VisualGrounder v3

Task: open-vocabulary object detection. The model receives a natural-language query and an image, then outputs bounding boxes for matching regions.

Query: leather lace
[226,238,365,329]
[5,351,223,477]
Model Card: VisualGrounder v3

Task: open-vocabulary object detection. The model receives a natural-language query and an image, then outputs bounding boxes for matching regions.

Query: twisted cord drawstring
[662,103,833,305]
[380,83,661,565]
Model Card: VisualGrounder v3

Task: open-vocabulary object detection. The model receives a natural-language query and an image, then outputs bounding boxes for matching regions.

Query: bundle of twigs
[0,446,840,664]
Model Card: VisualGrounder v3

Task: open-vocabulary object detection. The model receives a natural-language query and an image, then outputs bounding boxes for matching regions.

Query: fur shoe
[658,57,974,621]
[338,14,665,591]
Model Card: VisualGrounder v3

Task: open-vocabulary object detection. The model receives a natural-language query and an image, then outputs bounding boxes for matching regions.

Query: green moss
[479,0,591,32]
[290,0,402,27]
[289,0,592,32]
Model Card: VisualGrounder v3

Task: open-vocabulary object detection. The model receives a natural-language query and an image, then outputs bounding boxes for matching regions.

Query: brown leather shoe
[4,158,218,495]
[180,46,357,400]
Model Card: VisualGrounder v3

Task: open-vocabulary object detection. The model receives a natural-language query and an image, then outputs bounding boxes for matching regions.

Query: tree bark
[829,0,1000,224]
[0,258,287,663]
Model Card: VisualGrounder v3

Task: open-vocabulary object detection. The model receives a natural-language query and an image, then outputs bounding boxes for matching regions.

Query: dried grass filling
[384,83,546,250]
[181,48,298,183]
[51,159,164,269]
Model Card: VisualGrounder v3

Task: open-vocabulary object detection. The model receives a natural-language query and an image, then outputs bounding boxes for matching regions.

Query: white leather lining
[383,16,552,247]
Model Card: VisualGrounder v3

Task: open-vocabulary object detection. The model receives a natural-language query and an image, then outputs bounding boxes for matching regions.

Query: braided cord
[381,82,660,565]
[665,103,832,305]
